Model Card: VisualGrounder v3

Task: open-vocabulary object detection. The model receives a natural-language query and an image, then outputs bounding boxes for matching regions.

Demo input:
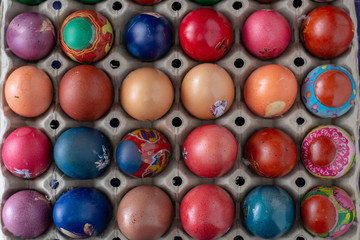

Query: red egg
[182,124,238,178]
[308,136,337,168]
[180,184,234,240]
[301,6,354,59]
[245,128,297,178]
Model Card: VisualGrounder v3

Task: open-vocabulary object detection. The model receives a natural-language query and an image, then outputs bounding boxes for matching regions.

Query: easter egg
[242,185,295,239]
[6,12,55,61]
[120,68,174,121]
[301,125,355,179]
[181,63,234,119]
[191,0,221,4]
[60,10,113,63]
[125,12,173,61]
[117,186,173,240]
[182,124,238,178]
[54,127,111,179]
[301,6,354,59]
[53,188,112,238]
[132,0,162,4]
[301,186,355,238]
[2,190,51,238]
[59,65,113,121]
[116,129,170,178]
[2,127,51,179]
[180,184,234,240]
[179,8,233,62]
[301,65,356,118]
[244,64,297,118]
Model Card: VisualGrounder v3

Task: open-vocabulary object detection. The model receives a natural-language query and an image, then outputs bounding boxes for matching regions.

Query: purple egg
[2,190,52,238]
[6,12,55,61]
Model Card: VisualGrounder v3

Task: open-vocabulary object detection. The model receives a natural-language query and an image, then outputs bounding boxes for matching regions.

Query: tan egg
[117,185,173,240]
[120,68,174,121]
[5,66,53,118]
[181,63,234,119]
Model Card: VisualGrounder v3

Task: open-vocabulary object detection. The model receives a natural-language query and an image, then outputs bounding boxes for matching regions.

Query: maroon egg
[2,190,52,238]
[6,12,55,61]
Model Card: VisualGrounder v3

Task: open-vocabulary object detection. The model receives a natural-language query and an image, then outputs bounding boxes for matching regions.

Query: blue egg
[54,127,111,179]
[125,12,173,61]
[242,185,295,239]
[53,188,112,238]
[116,139,142,175]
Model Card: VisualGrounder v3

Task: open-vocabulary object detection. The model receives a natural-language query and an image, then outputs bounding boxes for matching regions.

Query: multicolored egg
[302,125,355,179]
[301,65,356,118]
[60,10,113,63]
[116,129,170,178]
[301,186,355,238]
[54,127,111,179]
[53,188,112,239]
[2,127,51,179]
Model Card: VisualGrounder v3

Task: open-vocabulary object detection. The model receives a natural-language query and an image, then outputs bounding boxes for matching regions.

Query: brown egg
[117,185,173,240]
[5,66,53,117]
[181,63,234,119]
[59,65,113,121]
[120,68,174,121]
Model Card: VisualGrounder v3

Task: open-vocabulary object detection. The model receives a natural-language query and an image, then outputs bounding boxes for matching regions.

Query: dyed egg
[5,66,53,118]
[179,8,233,62]
[245,128,297,178]
[301,186,355,238]
[242,10,290,59]
[244,64,297,118]
[181,63,234,119]
[125,13,173,61]
[182,124,238,178]
[53,188,112,239]
[301,65,356,118]
[180,184,234,240]
[54,127,111,179]
[2,127,51,179]
[18,0,45,4]
[2,190,51,239]
[60,10,113,63]
[117,186,173,240]
[132,0,162,4]
[6,12,55,61]
[301,6,354,59]
[302,125,355,179]
[242,185,295,239]
[116,129,170,178]
[59,65,113,121]
[191,0,221,4]
[120,68,174,121]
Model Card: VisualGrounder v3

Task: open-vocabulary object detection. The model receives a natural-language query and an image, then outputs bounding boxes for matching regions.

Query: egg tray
[0,0,360,239]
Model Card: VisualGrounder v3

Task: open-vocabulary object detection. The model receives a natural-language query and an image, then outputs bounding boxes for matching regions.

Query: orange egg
[120,67,174,121]
[244,64,297,118]
[5,66,53,118]
[181,63,234,119]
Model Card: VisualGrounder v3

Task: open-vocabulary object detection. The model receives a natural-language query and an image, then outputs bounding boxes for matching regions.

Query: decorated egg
[181,63,234,119]
[2,190,52,239]
[53,188,112,239]
[179,8,233,62]
[2,127,51,179]
[117,186,173,240]
[242,185,295,239]
[244,64,297,118]
[180,184,234,240]
[301,65,356,118]
[60,10,113,63]
[6,12,55,61]
[18,0,45,4]
[59,65,113,121]
[301,186,355,238]
[182,124,238,178]
[120,67,174,121]
[302,125,355,179]
[191,0,221,4]
[116,129,170,178]
[132,0,162,4]
[54,127,111,179]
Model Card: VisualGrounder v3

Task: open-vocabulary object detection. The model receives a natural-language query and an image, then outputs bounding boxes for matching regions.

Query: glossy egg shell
[117,186,173,240]
[182,124,238,178]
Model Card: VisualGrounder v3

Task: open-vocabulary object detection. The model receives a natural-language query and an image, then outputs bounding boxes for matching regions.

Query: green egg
[18,0,45,4]
[63,17,95,51]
